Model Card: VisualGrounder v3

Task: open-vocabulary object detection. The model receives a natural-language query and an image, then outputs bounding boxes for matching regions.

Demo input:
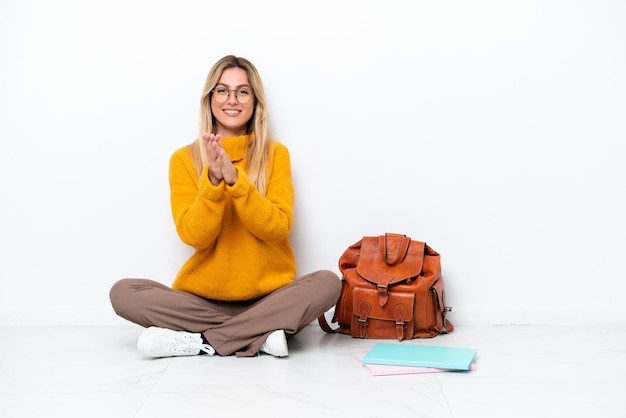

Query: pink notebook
[355,353,477,376]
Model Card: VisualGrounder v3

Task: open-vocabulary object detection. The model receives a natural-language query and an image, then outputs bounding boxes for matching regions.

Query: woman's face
[211,67,255,137]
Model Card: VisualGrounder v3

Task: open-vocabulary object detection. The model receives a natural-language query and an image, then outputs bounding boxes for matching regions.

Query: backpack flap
[356,234,425,307]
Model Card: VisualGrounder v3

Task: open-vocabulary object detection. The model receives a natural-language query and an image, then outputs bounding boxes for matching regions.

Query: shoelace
[170,333,215,356]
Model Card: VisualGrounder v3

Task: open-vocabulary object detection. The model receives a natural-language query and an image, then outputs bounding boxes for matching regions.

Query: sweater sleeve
[226,143,294,242]
[169,147,226,249]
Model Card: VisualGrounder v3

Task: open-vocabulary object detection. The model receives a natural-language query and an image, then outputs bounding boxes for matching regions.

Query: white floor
[2,324,625,418]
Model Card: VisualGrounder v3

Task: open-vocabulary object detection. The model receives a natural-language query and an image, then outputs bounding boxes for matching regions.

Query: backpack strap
[317,313,338,333]
[356,300,371,338]
[393,304,408,341]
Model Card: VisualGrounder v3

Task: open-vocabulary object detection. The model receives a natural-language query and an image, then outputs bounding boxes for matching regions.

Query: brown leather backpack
[318,233,453,340]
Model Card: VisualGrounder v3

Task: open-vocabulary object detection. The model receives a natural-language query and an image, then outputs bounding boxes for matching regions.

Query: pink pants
[109,270,341,357]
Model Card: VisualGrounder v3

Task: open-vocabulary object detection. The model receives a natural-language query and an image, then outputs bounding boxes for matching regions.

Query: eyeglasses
[210,86,254,104]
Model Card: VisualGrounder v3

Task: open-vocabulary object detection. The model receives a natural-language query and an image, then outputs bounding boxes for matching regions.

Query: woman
[110,55,341,358]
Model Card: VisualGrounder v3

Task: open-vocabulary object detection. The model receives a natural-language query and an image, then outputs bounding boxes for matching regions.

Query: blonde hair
[190,55,272,195]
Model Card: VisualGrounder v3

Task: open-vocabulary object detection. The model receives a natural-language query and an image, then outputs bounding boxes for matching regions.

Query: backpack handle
[381,233,411,265]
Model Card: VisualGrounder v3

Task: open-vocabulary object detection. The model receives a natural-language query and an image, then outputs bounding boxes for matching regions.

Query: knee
[109,278,135,315]
[313,269,342,299]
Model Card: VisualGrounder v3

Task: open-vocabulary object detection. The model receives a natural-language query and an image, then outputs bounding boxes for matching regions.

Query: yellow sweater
[169,135,296,301]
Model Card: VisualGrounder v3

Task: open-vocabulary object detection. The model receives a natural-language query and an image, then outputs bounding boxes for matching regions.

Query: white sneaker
[137,326,215,358]
[260,330,288,357]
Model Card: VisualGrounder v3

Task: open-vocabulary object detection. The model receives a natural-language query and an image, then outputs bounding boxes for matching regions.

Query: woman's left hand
[219,149,238,186]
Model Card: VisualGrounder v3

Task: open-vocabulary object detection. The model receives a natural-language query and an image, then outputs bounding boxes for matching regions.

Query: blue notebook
[361,343,477,371]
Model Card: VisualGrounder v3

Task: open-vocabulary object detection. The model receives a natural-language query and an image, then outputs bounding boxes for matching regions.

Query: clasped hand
[203,133,238,186]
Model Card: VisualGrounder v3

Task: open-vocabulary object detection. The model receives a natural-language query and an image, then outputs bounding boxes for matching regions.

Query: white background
[1,0,624,326]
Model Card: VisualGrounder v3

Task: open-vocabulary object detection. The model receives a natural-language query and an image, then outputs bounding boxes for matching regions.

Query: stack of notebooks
[356,343,477,376]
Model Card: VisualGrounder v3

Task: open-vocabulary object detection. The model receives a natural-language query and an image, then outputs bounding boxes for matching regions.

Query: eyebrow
[215,83,251,89]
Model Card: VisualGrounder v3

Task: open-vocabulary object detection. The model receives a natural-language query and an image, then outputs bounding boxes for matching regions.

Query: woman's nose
[227,90,239,103]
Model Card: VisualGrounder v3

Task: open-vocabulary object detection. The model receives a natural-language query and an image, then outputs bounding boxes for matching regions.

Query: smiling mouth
[224,110,240,116]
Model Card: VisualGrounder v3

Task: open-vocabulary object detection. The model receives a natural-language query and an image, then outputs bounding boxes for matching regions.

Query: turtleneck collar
[219,134,251,163]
